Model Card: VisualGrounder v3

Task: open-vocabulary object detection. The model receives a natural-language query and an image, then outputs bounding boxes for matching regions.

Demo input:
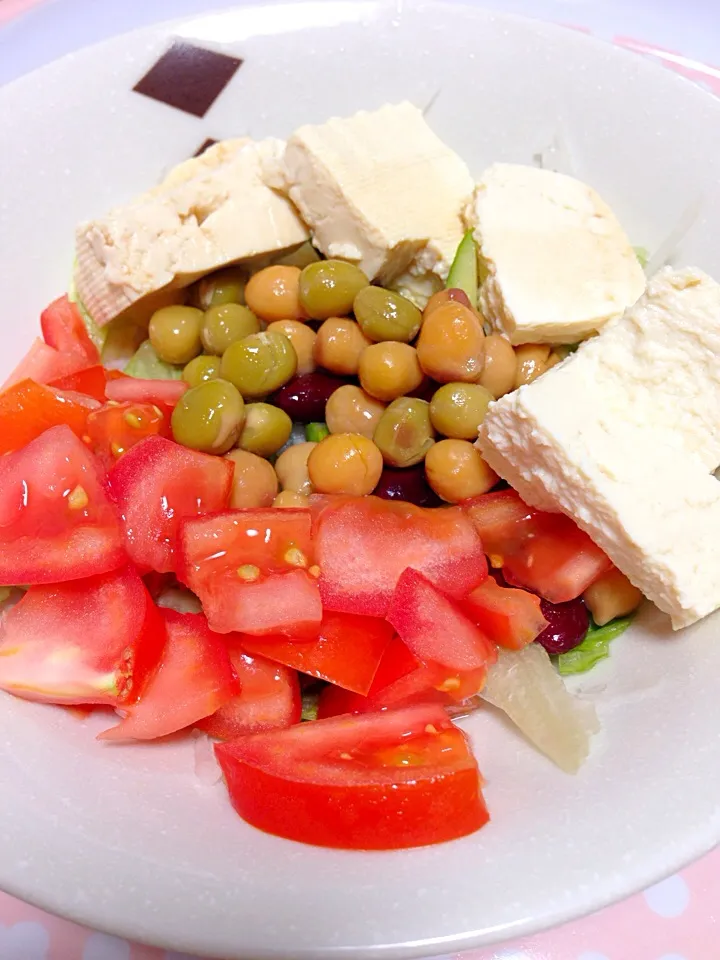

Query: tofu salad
[0,102,713,851]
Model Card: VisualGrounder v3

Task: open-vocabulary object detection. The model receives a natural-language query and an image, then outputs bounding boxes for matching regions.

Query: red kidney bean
[373,465,443,508]
[271,372,347,422]
[536,597,590,655]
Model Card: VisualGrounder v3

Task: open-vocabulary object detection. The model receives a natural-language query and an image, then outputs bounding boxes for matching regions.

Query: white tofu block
[75,139,308,327]
[273,102,474,290]
[465,163,646,344]
[477,266,720,629]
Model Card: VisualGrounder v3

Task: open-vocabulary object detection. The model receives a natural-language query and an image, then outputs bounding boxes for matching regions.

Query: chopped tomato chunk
[180,510,321,637]
[3,337,92,390]
[99,610,239,741]
[0,566,165,706]
[41,295,99,364]
[215,703,487,849]
[108,436,232,574]
[49,365,119,403]
[106,377,188,406]
[85,400,171,467]
[463,576,549,649]
[241,611,394,695]
[0,425,126,584]
[464,489,612,602]
[198,645,300,740]
[0,379,98,455]
[313,495,487,616]
[387,569,497,672]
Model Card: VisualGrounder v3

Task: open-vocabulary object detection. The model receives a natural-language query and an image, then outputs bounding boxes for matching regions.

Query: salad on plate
[1,101,715,851]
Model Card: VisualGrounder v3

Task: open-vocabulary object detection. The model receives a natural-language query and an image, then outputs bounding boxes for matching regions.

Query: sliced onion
[156,587,202,615]
[480,643,599,773]
[191,731,222,785]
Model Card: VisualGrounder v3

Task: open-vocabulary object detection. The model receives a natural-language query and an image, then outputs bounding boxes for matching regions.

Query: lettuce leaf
[557,616,634,676]
[124,340,182,380]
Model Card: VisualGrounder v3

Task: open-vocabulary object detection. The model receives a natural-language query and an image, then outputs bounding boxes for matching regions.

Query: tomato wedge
[0,379,98,455]
[313,495,488,616]
[215,703,487,849]
[463,576,549,650]
[99,610,239,741]
[180,509,321,637]
[387,569,497,673]
[41,295,99,364]
[106,377,188,406]
[0,566,165,705]
[198,645,300,740]
[0,425,126,584]
[241,612,394,695]
[3,337,92,390]
[464,489,612,602]
[109,436,233,574]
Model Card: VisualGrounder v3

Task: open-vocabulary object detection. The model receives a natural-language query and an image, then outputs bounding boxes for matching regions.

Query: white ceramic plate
[2,4,720,957]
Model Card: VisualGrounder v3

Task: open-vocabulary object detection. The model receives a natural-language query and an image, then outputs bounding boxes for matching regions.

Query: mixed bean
[147,258,562,508]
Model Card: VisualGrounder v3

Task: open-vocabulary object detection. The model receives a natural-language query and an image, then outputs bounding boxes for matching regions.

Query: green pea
[193,267,246,309]
[220,331,298,400]
[148,305,204,365]
[299,260,369,320]
[201,303,260,355]
[353,287,422,343]
[373,397,435,468]
[429,383,494,440]
[305,422,330,443]
[171,378,245,454]
[238,403,293,458]
[182,355,221,388]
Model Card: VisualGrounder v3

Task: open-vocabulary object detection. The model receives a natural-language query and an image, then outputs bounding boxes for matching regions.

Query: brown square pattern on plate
[134,41,243,118]
[193,137,220,157]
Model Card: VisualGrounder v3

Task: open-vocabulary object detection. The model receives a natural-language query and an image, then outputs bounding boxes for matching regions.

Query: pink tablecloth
[1,3,720,958]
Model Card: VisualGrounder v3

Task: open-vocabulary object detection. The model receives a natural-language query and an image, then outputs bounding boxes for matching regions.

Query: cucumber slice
[446,230,478,308]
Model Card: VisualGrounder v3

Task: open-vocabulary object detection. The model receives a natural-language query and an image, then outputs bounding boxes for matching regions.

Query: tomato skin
[387,569,497,673]
[240,611,394,695]
[180,510,321,637]
[198,645,300,740]
[108,436,232,574]
[0,425,127,584]
[0,565,165,706]
[0,379,98,455]
[215,704,488,850]
[99,610,239,741]
[463,576,549,650]
[464,490,612,602]
[2,337,92,390]
[106,377,188,406]
[313,495,488,617]
[40,295,99,364]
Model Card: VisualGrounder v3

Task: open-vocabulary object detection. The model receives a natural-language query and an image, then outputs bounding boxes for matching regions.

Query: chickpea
[267,320,316,376]
[307,433,383,496]
[275,441,317,495]
[513,343,551,389]
[244,265,305,322]
[545,350,563,372]
[479,334,517,399]
[313,318,371,375]
[416,301,485,383]
[358,342,423,402]
[429,382,493,439]
[583,568,643,626]
[424,287,472,318]
[325,385,385,438]
[273,490,310,509]
[225,449,278,508]
[425,439,498,503]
